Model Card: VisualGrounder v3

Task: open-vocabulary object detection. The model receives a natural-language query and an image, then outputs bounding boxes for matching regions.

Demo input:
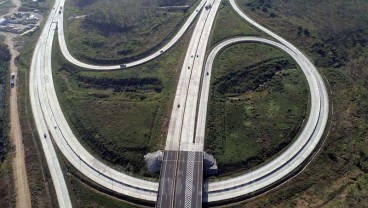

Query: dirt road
[3,0,32,207]
[7,35,31,208]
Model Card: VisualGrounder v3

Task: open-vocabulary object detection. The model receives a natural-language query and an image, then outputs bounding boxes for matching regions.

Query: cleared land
[205,43,308,177]
[64,0,197,64]
[230,0,368,207]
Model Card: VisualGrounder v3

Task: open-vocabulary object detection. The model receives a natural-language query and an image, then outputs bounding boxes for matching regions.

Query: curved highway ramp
[28,0,328,206]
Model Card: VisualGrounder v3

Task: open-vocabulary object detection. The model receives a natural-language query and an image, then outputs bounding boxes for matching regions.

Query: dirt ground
[3,0,32,207]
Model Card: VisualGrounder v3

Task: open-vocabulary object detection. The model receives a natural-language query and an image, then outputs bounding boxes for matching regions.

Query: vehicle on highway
[120,64,127,69]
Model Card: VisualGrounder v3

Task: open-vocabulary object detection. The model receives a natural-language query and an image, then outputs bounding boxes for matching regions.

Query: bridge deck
[157,151,203,208]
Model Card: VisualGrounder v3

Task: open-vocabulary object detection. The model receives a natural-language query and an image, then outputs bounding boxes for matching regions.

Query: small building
[0,18,7,26]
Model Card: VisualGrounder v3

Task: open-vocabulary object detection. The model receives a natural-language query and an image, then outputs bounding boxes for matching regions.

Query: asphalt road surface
[157,0,219,206]
[157,151,203,208]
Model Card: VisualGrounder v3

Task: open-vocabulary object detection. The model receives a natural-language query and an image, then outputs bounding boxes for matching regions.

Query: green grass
[64,0,197,64]
[0,39,15,208]
[0,0,12,16]
[205,43,308,177]
[209,3,262,47]
[52,22,193,177]
[67,174,141,208]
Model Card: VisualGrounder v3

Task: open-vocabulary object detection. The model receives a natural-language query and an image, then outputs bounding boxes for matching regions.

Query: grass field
[209,2,261,47]
[52,21,194,177]
[64,0,198,64]
[205,43,308,177]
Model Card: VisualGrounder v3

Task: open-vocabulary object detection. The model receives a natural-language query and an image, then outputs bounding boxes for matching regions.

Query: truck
[10,72,15,87]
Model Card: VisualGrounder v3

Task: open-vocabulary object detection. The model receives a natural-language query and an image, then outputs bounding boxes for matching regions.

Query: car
[44,134,47,138]
[120,64,127,69]
[177,104,180,108]
[188,66,190,69]
[160,50,164,53]
[206,72,209,76]
[196,55,199,57]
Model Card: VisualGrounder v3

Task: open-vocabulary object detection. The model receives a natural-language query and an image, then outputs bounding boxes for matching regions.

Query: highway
[29,0,72,206]
[157,0,219,206]
[28,0,329,206]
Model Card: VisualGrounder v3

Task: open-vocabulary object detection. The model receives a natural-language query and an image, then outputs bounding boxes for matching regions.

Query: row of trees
[214,58,295,94]
[73,0,190,31]
[77,75,163,92]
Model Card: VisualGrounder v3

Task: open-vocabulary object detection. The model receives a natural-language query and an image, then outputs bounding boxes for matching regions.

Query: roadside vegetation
[205,43,308,177]
[64,0,197,64]
[0,0,12,16]
[52,22,194,177]
[12,0,173,206]
[21,0,49,12]
[0,37,15,208]
[10,0,68,207]
[228,0,368,207]
[209,1,261,47]
[63,162,141,207]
